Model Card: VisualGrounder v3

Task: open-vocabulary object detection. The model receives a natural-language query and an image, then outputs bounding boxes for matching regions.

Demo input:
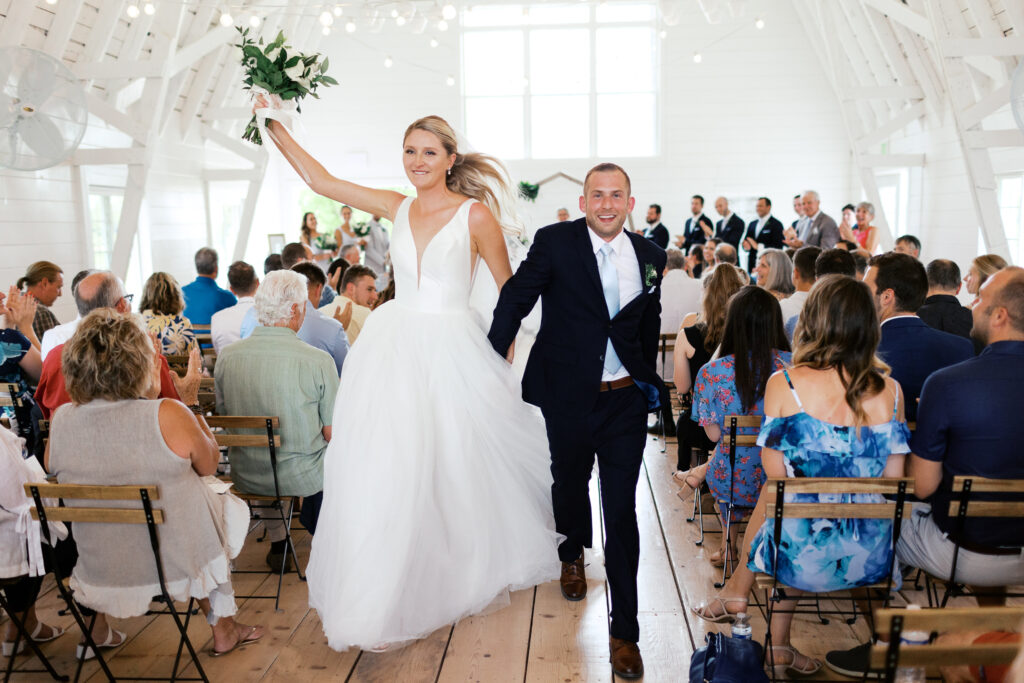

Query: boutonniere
[644,263,657,288]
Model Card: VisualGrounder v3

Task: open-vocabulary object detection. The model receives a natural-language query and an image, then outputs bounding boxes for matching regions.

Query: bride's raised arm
[468,203,513,290]
[262,116,406,221]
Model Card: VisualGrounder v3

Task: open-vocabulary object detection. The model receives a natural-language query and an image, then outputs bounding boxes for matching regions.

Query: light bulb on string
[126,4,140,18]
[345,20,357,33]
[441,3,457,20]
[659,29,666,39]
[220,11,233,26]
[322,25,331,35]
[390,8,399,18]
[438,19,448,31]
[249,15,261,27]
[445,74,455,86]
[333,5,343,17]
[143,2,155,15]
[320,11,333,26]
[755,17,765,29]
[430,38,439,48]
[396,15,406,25]
[384,55,393,68]
[45,0,58,5]
[692,52,702,63]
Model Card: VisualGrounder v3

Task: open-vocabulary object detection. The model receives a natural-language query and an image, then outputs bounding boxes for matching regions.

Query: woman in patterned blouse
[139,273,198,356]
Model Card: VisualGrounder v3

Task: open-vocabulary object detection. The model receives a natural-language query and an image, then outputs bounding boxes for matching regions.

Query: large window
[997,174,1023,265]
[462,3,658,160]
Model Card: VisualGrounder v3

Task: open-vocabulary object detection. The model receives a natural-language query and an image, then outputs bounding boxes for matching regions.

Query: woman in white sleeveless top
[262,110,561,651]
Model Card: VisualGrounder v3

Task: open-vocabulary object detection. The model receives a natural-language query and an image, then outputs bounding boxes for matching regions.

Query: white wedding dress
[307,196,562,651]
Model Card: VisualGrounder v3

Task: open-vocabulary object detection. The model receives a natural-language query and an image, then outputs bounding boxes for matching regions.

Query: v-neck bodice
[391,196,478,313]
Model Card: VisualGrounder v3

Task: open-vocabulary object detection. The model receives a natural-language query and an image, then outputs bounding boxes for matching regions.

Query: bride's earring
[447,167,452,176]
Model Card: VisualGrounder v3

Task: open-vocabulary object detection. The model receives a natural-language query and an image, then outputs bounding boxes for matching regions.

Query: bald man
[712,196,745,252]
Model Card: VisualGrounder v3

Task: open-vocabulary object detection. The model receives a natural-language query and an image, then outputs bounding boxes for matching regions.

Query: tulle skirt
[307,301,562,651]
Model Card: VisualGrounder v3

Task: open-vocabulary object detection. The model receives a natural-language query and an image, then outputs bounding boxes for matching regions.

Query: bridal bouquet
[352,221,371,238]
[315,233,337,250]
[235,27,338,145]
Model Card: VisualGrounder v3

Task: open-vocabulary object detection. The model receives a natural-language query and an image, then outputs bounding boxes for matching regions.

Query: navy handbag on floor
[689,632,769,683]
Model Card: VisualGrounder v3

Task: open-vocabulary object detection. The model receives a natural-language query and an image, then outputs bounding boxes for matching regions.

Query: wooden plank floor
[5,428,940,681]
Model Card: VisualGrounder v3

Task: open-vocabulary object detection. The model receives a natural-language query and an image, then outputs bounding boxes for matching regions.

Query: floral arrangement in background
[235,27,338,145]
[518,181,540,202]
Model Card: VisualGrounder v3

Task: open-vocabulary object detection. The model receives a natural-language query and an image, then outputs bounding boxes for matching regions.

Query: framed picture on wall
[268,233,286,254]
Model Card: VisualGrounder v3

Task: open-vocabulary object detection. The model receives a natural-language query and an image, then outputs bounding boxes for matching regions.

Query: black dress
[674,324,717,470]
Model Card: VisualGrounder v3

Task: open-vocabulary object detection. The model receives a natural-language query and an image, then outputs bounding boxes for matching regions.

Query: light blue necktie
[598,243,622,375]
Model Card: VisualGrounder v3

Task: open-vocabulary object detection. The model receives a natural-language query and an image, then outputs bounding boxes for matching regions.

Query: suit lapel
[576,221,607,306]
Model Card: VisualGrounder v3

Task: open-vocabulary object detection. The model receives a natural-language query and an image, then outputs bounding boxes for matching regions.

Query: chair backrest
[0,382,23,409]
[762,477,915,520]
[948,476,1024,519]
[24,483,164,526]
[165,355,189,375]
[205,416,281,448]
[724,414,762,448]
[870,606,1024,675]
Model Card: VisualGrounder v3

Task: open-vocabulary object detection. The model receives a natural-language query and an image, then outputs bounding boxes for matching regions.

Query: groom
[489,163,665,679]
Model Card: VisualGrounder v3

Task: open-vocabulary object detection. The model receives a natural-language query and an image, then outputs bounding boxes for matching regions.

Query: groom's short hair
[584,162,631,196]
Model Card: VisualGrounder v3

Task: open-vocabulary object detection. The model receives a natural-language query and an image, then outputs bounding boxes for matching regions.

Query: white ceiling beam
[41,0,84,58]
[862,0,933,40]
[85,93,148,143]
[202,168,264,182]
[842,85,925,100]
[202,107,251,120]
[72,61,165,80]
[68,148,147,165]
[78,1,124,70]
[838,0,901,118]
[964,129,1024,148]
[856,0,922,95]
[859,153,927,166]
[169,25,236,76]
[826,2,888,127]
[940,37,1024,57]
[961,82,1012,129]
[200,122,264,165]
[0,0,37,46]
[179,46,226,137]
[855,101,928,151]
[1001,0,1024,35]
[232,167,268,262]
[883,19,946,124]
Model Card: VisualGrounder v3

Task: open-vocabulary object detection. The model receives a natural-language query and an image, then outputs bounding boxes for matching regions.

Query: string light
[333,5,343,17]
[430,38,439,48]
[437,19,449,31]
[755,17,765,29]
[692,52,702,63]
[45,0,58,5]
[143,2,155,15]
[345,20,357,33]
[441,3,457,20]
[249,15,261,27]
[396,15,406,26]
[319,11,333,26]
[219,11,233,26]
[384,55,393,68]
[126,4,140,18]
[446,74,455,86]
[322,25,331,35]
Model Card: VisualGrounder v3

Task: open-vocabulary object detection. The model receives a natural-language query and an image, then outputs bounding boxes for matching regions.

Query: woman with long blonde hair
[258,109,559,652]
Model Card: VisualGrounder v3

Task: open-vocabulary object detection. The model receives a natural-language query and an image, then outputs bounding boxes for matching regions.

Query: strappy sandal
[769,645,822,678]
[690,596,747,624]
[672,467,704,502]
[2,621,66,657]
[76,627,126,661]
[707,545,737,568]
[209,624,264,657]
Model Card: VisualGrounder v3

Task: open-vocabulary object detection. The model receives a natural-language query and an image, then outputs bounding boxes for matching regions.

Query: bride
[259,111,562,651]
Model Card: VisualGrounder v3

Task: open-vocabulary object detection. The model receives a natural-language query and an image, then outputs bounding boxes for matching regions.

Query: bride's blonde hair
[403,115,524,238]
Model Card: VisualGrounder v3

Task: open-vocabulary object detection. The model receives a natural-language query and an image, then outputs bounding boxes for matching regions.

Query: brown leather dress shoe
[559,557,587,601]
[609,637,644,679]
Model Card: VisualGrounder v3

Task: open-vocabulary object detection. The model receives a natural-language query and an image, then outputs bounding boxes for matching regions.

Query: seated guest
[374,277,395,309]
[34,272,187,420]
[918,258,972,340]
[39,270,92,361]
[753,248,795,301]
[964,254,1008,297]
[783,247,855,339]
[282,242,336,307]
[851,249,869,280]
[671,265,744,474]
[216,270,338,545]
[714,242,738,267]
[182,248,237,325]
[693,275,909,677]
[16,261,63,341]
[340,244,362,267]
[894,234,921,259]
[289,263,350,375]
[685,244,705,279]
[264,254,283,274]
[685,287,791,567]
[777,246,819,328]
[851,202,878,252]
[826,267,1024,679]
[211,261,259,354]
[140,272,198,355]
[0,288,42,411]
[865,252,972,422]
[48,310,264,657]
[320,265,377,345]
[326,258,350,294]
[701,238,720,278]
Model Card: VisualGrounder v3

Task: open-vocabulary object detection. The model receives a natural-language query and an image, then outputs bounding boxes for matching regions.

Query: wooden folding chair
[656,333,677,453]
[713,414,762,588]
[24,483,208,683]
[205,416,302,611]
[0,576,67,682]
[755,477,914,682]
[195,378,216,416]
[925,475,1024,607]
[870,606,1024,683]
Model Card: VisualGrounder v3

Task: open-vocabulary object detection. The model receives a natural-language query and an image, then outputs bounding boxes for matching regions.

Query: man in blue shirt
[865,252,973,422]
[182,247,237,325]
[826,266,1024,679]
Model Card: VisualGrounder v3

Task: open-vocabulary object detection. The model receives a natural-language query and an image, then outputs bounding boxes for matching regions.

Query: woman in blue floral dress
[691,286,791,566]
[691,276,909,677]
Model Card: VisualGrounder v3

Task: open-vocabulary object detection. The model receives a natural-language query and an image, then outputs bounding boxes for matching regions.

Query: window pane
[529,29,589,95]
[596,27,655,93]
[464,31,523,96]
[528,5,589,24]
[597,93,655,157]
[466,97,524,159]
[531,95,589,158]
[597,3,655,23]
[462,5,524,27]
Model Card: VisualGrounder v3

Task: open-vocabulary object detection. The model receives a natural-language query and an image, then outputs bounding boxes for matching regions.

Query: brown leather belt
[599,377,635,392]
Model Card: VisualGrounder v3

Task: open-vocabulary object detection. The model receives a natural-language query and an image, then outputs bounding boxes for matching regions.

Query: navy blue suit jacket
[876,316,973,422]
[715,214,745,250]
[682,214,713,251]
[488,219,667,417]
[644,222,670,250]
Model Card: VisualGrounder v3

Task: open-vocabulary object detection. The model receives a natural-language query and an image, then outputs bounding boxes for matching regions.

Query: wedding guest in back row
[785,191,838,250]
[777,246,819,327]
[742,197,785,275]
[678,195,714,252]
[865,253,972,423]
[182,248,236,325]
[282,242,336,307]
[713,197,745,252]
[917,259,972,340]
[964,254,1008,297]
[139,272,198,356]
[556,208,570,222]
[642,204,669,249]
[894,235,921,259]
[289,263,350,375]
[39,270,92,361]
[320,265,377,345]
[754,248,795,301]
[17,261,63,340]
[363,214,391,277]
[300,211,336,271]
[211,261,259,354]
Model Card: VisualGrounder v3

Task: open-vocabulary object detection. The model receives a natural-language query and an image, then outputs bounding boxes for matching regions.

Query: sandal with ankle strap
[690,596,747,624]
[672,467,704,502]
[769,645,822,677]
[2,621,66,657]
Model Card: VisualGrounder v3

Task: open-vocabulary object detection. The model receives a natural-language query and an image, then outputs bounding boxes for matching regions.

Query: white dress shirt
[587,226,642,381]
[778,289,810,326]
[40,317,81,361]
[211,296,255,354]
[751,213,772,248]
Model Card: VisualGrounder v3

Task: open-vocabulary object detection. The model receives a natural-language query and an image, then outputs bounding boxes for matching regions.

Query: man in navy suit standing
[679,194,714,251]
[489,163,665,679]
[641,203,669,249]
[713,196,745,252]
[865,252,973,422]
[742,196,785,274]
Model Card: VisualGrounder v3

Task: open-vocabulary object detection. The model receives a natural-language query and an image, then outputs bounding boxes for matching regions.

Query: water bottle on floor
[731,612,751,640]
[895,605,927,683]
